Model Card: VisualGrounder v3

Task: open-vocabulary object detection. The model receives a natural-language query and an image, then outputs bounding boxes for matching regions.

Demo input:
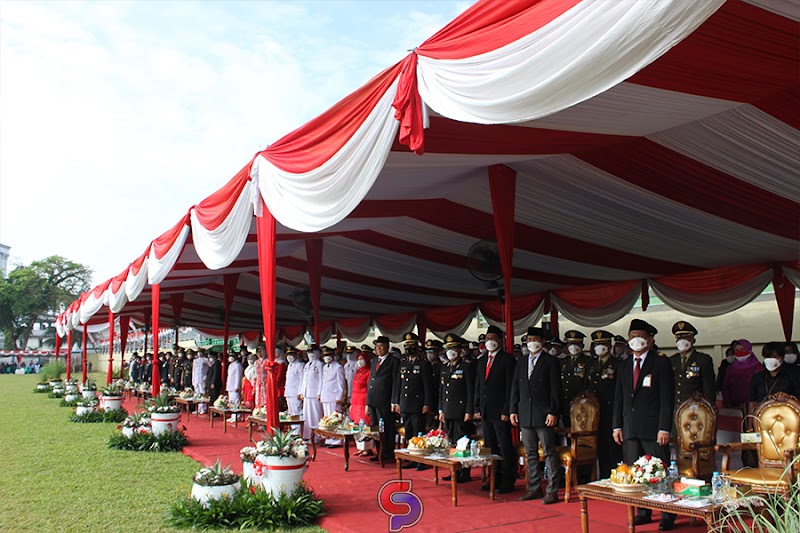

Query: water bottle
[379,418,385,433]
[359,418,365,432]
[469,439,477,457]
[711,471,722,501]
[667,461,679,493]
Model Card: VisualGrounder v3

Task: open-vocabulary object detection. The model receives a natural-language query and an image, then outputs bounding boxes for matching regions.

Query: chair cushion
[726,467,790,487]
[676,457,714,480]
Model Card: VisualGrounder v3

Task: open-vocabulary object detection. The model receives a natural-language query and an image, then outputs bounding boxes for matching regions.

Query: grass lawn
[0,373,325,533]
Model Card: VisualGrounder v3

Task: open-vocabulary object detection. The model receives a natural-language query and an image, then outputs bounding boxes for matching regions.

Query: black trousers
[597,412,623,478]
[370,406,396,459]
[445,418,472,443]
[623,437,675,523]
[402,411,426,442]
[482,418,516,490]
[521,426,559,495]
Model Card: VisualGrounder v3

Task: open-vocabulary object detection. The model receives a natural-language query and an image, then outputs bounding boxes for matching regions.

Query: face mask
[228,357,235,363]
[734,354,751,363]
[785,353,798,365]
[426,352,438,362]
[726,355,735,364]
[521,346,530,356]
[308,353,318,361]
[548,348,558,356]
[764,358,782,372]
[676,339,692,352]
[323,356,333,364]
[287,356,295,364]
[568,345,582,356]
[527,341,542,353]
[357,359,367,368]
[446,349,459,361]
[485,340,499,352]
[595,345,609,357]
[628,337,648,352]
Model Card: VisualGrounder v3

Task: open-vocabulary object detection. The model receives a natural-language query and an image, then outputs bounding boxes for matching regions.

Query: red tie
[376,358,381,372]
[485,355,494,380]
[633,357,642,390]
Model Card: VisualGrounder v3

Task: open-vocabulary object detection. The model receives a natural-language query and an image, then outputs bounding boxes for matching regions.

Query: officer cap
[526,326,547,339]
[672,321,698,336]
[444,334,464,349]
[373,336,390,346]
[564,330,586,343]
[590,330,614,343]
[403,332,420,346]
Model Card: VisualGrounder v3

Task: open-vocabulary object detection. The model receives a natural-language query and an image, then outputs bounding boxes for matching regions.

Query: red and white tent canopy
[57,0,799,344]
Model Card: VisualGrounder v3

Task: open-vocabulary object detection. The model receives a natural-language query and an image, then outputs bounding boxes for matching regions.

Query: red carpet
[123,398,708,532]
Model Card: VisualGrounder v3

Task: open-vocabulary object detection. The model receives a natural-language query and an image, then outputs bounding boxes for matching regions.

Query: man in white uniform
[300,345,324,441]
[320,346,346,446]
[284,347,305,416]
[226,354,244,422]
[192,349,210,413]
[343,345,359,407]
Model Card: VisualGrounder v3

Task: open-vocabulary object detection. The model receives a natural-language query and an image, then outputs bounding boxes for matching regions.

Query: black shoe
[633,515,653,526]
[369,455,381,462]
[457,472,472,483]
[401,462,417,469]
[442,475,453,481]
[497,485,514,494]
[480,483,491,491]
[658,521,674,531]
[542,493,559,504]
[519,490,543,501]
[416,464,431,471]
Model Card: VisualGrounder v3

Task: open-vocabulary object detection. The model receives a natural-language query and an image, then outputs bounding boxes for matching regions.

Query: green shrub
[70,408,128,423]
[107,429,188,452]
[39,361,66,382]
[33,385,52,394]
[47,391,64,399]
[59,397,82,407]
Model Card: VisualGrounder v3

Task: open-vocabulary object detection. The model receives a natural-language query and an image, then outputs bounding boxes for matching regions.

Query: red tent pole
[119,316,129,379]
[151,285,161,395]
[54,333,62,362]
[66,329,72,381]
[773,267,796,342]
[417,317,428,345]
[489,164,517,352]
[106,310,115,386]
[257,197,280,433]
[81,324,88,384]
[306,239,323,346]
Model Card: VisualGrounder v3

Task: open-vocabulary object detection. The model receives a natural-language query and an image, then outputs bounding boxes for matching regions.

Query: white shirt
[528,351,541,375]
[632,352,648,386]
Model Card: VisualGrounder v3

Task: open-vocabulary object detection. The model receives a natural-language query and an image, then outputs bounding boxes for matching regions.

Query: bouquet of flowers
[255,430,308,459]
[193,460,240,487]
[240,446,258,463]
[213,395,230,409]
[631,455,666,485]
[252,407,266,417]
[179,388,194,399]
[319,411,344,428]
[424,429,450,451]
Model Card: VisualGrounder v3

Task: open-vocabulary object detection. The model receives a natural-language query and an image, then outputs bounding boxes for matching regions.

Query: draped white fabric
[190,180,256,270]
[430,306,479,340]
[280,330,306,347]
[125,258,149,302]
[415,0,725,124]
[334,319,373,343]
[107,285,128,314]
[55,319,65,337]
[553,284,640,327]
[255,79,400,233]
[148,225,190,285]
[241,332,263,351]
[79,291,107,324]
[650,269,774,317]
[481,300,546,337]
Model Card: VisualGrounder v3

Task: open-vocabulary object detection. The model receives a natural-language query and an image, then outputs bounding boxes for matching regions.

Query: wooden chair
[674,393,717,481]
[542,391,600,502]
[717,392,800,495]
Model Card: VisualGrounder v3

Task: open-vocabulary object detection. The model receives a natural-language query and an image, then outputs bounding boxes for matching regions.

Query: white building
[0,243,9,278]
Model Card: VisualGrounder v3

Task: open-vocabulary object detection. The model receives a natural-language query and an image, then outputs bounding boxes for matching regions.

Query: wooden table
[174,397,208,422]
[310,427,382,471]
[577,483,725,532]
[248,415,305,443]
[394,449,501,507]
[209,406,252,433]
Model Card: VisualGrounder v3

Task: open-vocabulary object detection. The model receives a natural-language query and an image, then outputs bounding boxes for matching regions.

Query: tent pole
[488,164,517,352]
[257,197,280,433]
[151,284,161,395]
[55,333,62,363]
[81,323,88,385]
[107,310,115,386]
[119,316,129,379]
[66,329,73,381]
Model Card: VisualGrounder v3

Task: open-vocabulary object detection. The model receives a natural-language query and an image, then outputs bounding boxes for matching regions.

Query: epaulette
[658,351,667,357]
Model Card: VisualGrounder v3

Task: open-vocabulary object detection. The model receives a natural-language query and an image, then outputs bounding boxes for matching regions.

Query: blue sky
[0,0,469,282]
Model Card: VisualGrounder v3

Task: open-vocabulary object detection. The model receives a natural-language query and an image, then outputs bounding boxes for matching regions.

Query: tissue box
[452,450,471,457]
[674,481,711,497]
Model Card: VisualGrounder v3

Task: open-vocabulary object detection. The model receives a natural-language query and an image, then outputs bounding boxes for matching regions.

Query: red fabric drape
[420,304,477,332]
[118,316,130,379]
[66,329,72,381]
[773,268,796,342]
[550,307,559,339]
[489,164,517,352]
[656,264,770,293]
[106,311,115,386]
[305,239,323,345]
[392,53,424,154]
[151,285,161,395]
[192,165,251,230]
[222,273,239,384]
[170,293,184,323]
[279,325,306,342]
[480,294,544,323]
[375,313,416,332]
[257,198,280,433]
[417,317,427,345]
[554,281,639,309]
[54,333,62,362]
[81,324,88,385]
[151,215,190,260]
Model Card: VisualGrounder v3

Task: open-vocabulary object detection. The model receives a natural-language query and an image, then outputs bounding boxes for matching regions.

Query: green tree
[0,256,92,349]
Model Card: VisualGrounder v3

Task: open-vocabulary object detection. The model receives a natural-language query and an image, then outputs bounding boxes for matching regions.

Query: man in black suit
[367,336,399,462]
[511,327,561,503]
[205,353,223,402]
[474,325,517,493]
[613,319,676,531]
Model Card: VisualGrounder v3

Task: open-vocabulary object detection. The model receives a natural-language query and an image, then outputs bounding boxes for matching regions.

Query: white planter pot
[82,390,96,399]
[65,393,80,403]
[52,386,65,394]
[36,384,49,391]
[65,384,79,393]
[75,405,96,416]
[254,455,307,496]
[150,412,180,435]
[191,481,240,507]
[49,381,62,387]
[100,396,123,411]
[242,461,259,485]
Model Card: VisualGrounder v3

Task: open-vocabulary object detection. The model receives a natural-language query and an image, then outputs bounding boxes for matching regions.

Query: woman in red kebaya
[242,354,256,407]
[350,351,372,432]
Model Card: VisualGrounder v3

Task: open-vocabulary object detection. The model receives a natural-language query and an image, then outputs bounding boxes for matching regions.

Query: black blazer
[367,355,400,409]
[474,351,516,420]
[205,360,222,390]
[612,348,675,440]
[439,359,475,418]
[510,352,561,427]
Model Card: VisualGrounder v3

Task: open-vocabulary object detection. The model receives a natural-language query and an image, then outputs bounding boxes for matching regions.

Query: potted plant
[81,379,97,399]
[75,397,99,416]
[64,389,81,403]
[191,460,240,507]
[121,412,151,437]
[35,381,50,392]
[240,446,259,485]
[147,392,180,435]
[100,384,124,411]
[254,429,309,496]
[65,380,79,394]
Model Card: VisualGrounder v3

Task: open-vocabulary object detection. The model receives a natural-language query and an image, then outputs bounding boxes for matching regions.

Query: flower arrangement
[179,389,195,399]
[122,412,151,430]
[611,456,666,485]
[252,407,266,418]
[424,429,450,451]
[101,384,124,397]
[82,379,97,391]
[319,411,344,428]
[193,460,240,487]
[240,446,258,463]
[76,398,99,408]
[147,392,180,414]
[213,395,230,409]
[256,429,308,459]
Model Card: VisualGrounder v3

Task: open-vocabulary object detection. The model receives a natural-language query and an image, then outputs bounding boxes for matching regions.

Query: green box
[674,482,711,497]
[452,450,471,457]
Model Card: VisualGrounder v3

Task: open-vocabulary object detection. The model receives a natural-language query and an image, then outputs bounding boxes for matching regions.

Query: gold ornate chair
[542,391,600,502]
[717,392,800,495]
[674,393,717,481]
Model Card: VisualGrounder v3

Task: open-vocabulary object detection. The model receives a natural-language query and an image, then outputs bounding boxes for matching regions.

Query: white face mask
[785,353,798,365]
[676,339,692,353]
[548,348,558,356]
[323,356,333,364]
[527,341,542,353]
[568,345,582,356]
[521,346,530,356]
[485,340,499,352]
[228,357,235,363]
[426,352,438,362]
[446,349,459,361]
[594,345,609,357]
[287,356,295,364]
[628,337,648,352]
[726,355,735,364]
[764,358,782,372]
[357,359,367,368]
[734,354,751,363]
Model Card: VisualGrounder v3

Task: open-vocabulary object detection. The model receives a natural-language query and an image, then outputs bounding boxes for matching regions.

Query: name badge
[575,365,586,377]
[642,374,652,388]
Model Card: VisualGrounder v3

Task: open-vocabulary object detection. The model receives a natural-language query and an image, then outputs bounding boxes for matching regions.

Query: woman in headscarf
[721,339,764,410]
[242,354,257,408]
[349,350,372,456]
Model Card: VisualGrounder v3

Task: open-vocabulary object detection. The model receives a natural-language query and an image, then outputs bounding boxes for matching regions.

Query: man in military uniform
[613,335,629,360]
[588,330,622,478]
[560,330,592,427]
[393,332,434,470]
[545,337,564,359]
[439,334,475,482]
[671,321,715,405]
[425,339,443,431]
